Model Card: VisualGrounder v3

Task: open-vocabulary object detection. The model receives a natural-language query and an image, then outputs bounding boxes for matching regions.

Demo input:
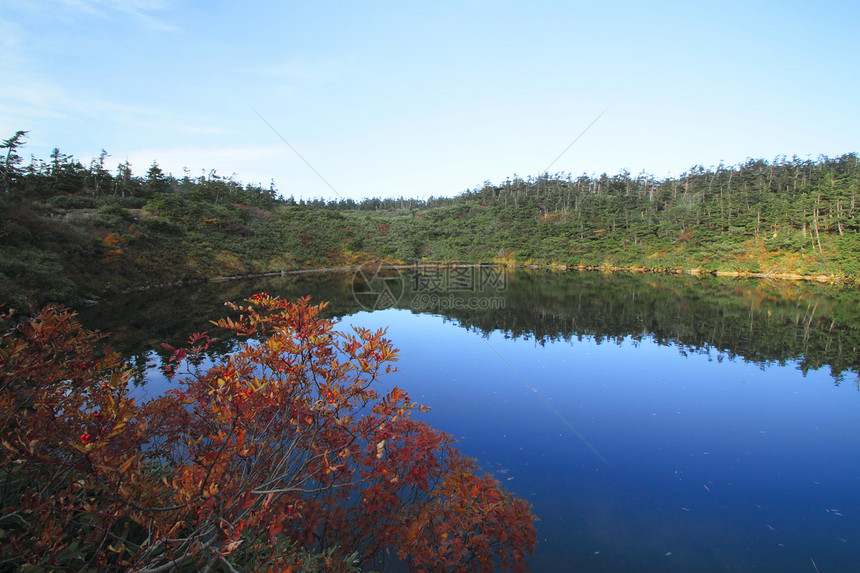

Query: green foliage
[345,154,860,279]
[44,194,99,209]
[0,248,76,307]
[1,131,859,308]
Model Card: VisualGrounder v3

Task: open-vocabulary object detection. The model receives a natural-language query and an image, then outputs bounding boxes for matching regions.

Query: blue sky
[2,0,858,201]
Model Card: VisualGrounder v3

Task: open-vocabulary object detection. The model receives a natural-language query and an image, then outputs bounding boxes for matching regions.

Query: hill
[2,131,858,307]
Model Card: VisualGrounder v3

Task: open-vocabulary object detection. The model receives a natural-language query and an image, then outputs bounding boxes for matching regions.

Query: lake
[76,268,860,572]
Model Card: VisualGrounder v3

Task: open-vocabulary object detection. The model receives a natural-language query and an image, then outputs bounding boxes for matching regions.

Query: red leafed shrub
[0,295,536,571]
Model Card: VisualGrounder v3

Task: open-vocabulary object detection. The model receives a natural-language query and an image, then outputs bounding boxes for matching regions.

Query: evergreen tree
[1,130,28,194]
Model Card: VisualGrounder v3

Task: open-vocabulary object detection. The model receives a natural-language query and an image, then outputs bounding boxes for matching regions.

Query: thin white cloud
[0,17,22,51]
[53,0,105,17]
[49,0,178,31]
[0,76,167,128]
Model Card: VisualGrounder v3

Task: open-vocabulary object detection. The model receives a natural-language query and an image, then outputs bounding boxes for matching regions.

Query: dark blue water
[81,271,860,572]
[343,309,860,572]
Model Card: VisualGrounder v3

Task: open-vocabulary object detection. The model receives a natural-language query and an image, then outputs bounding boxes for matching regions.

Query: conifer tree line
[0,131,281,208]
[1,129,859,308]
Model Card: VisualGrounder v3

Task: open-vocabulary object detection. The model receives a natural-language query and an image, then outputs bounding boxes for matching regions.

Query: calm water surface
[77,270,860,572]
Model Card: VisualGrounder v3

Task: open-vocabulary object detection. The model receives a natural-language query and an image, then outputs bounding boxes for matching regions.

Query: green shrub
[46,195,98,209]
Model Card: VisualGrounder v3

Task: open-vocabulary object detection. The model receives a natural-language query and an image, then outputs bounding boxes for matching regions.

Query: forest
[1,129,859,309]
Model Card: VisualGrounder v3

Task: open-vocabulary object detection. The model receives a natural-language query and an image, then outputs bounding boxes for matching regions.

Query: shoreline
[110,261,851,300]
